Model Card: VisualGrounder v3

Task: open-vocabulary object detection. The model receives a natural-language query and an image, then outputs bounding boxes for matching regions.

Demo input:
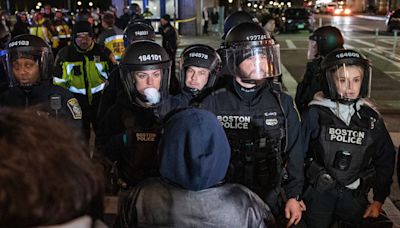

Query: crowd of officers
[0,5,396,228]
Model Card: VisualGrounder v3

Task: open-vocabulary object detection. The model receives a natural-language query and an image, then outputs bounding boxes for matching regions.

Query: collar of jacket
[75,41,95,53]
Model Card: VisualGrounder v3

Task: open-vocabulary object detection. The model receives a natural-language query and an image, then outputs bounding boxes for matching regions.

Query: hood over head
[159,108,231,191]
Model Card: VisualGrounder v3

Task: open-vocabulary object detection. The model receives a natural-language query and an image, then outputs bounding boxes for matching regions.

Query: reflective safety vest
[53,23,71,48]
[53,55,109,104]
[104,34,125,61]
[29,19,52,45]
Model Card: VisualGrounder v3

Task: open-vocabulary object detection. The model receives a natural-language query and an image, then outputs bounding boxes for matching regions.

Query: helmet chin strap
[184,87,201,95]
[336,96,359,105]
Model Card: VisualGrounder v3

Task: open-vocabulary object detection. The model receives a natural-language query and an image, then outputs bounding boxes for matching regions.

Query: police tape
[175,17,197,23]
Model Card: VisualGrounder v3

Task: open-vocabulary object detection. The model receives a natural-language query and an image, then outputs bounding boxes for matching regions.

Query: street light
[77,1,82,6]
[228,0,233,3]
[37,2,42,6]
[247,2,251,7]
[89,2,93,7]
[254,3,258,8]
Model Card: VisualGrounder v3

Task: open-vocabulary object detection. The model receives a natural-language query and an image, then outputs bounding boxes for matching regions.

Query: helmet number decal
[8,40,30,48]
[189,52,208,59]
[246,35,267,41]
[138,54,162,62]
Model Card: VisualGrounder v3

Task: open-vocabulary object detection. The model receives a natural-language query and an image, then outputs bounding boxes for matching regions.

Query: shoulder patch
[67,98,82,120]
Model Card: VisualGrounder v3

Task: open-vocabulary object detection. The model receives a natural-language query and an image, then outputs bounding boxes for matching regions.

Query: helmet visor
[119,64,170,107]
[3,46,51,87]
[325,63,371,102]
[232,42,281,81]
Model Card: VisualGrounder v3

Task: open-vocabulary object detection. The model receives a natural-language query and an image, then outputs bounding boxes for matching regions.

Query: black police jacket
[302,100,395,203]
[95,96,163,186]
[295,58,322,114]
[0,80,82,130]
[196,78,304,202]
[96,69,122,128]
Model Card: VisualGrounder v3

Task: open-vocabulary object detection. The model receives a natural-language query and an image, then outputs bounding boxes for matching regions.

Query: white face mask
[307,40,318,60]
[143,87,161,105]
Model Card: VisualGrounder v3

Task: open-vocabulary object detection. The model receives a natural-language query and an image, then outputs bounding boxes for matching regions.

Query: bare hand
[363,201,382,218]
[285,198,305,227]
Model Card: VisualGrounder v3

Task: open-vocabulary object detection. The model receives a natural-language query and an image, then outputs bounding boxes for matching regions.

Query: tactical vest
[211,84,287,199]
[310,106,376,186]
[119,109,162,186]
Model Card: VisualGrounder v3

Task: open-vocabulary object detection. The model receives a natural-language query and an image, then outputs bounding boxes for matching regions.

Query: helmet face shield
[119,62,170,107]
[231,41,281,81]
[179,44,221,93]
[4,46,52,87]
[325,63,371,102]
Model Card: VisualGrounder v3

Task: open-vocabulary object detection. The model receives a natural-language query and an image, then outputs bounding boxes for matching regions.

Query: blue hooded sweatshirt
[114,108,276,227]
[159,108,231,191]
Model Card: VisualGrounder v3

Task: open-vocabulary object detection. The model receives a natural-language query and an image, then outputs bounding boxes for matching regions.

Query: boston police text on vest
[217,115,251,129]
[328,127,365,145]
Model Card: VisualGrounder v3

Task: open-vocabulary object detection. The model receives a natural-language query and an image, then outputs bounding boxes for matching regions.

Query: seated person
[114,108,276,227]
[0,108,105,228]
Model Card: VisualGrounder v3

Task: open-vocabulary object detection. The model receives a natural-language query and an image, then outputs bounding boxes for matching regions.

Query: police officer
[196,22,305,227]
[154,44,221,121]
[301,49,395,227]
[0,34,82,128]
[218,11,255,77]
[96,19,156,127]
[97,12,125,62]
[29,11,55,47]
[179,44,220,98]
[51,10,71,55]
[295,26,344,114]
[54,21,115,142]
[96,40,171,188]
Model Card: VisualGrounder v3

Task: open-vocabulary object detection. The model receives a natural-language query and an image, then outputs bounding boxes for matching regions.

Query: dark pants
[203,20,209,34]
[74,92,102,143]
[303,185,368,228]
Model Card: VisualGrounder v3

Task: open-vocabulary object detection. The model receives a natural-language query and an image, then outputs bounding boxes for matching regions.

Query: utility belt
[229,138,283,194]
[306,159,376,195]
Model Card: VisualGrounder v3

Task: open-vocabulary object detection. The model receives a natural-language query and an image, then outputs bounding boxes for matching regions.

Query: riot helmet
[308,26,344,59]
[119,40,171,107]
[0,23,10,50]
[223,11,254,40]
[225,22,281,83]
[219,11,255,69]
[3,34,53,88]
[321,49,371,103]
[179,44,221,95]
[123,20,155,45]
